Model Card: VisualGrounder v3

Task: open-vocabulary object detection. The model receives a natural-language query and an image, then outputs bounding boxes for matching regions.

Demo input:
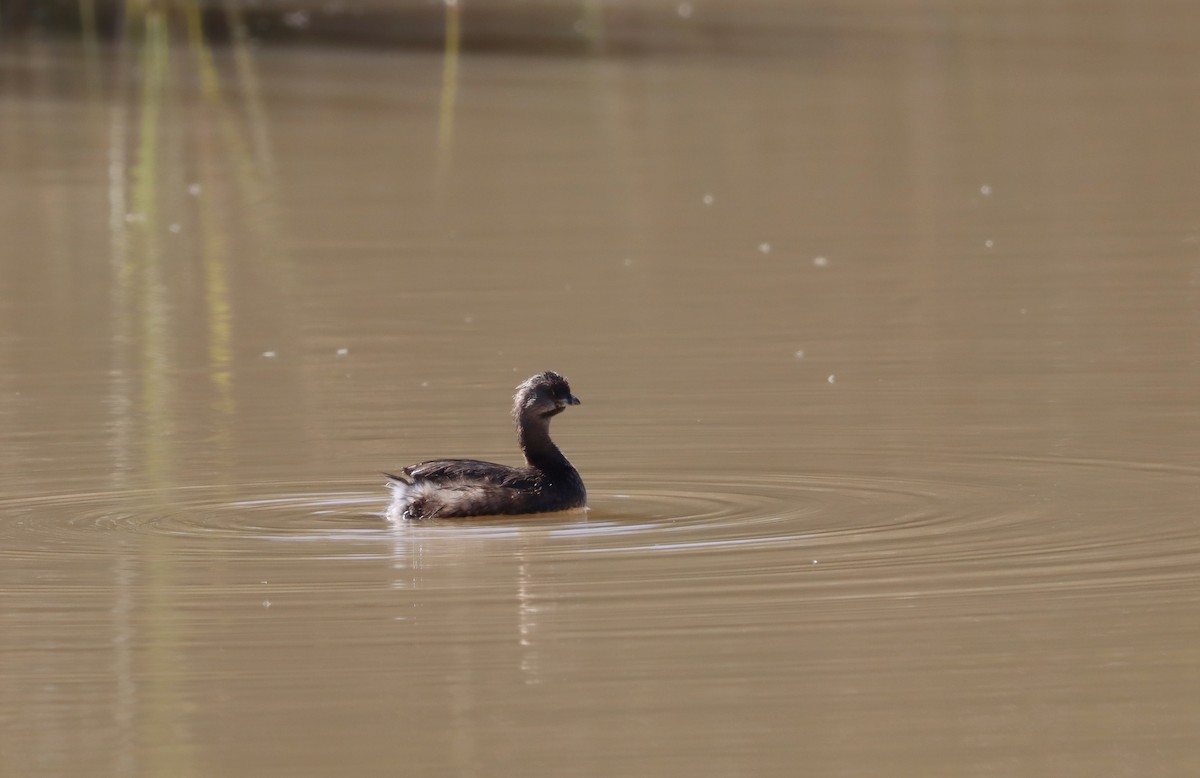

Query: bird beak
[567,394,581,406]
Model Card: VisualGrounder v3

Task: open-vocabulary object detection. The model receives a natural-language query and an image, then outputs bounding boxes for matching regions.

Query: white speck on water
[984,239,994,249]
[335,348,349,357]
[283,10,309,28]
[827,374,836,384]
[261,350,277,358]
[702,193,714,205]
[980,184,992,196]
[794,349,805,359]
[168,223,181,234]
[421,380,430,387]
[813,255,829,267]
[677,2,693,18]
[262,600,271,608]
[812,560,819,564]
[187,183,202,197]
[758,242,772,254]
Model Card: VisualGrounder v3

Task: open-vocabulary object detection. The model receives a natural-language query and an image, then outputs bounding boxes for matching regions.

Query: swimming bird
[385,371,586,519]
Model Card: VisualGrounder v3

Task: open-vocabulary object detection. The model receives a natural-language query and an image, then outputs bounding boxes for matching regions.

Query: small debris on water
[677,2,693,19]
[827,374,836,384]
[758,242,772,254]
[335,348,349,357]
[168,223,182,234]
[980,184,992,196]
[261,350,277,358]
[702,193,714,206]
[813,255,829,267]
[984,239,994,249]
[262,600,271,608]
[187,183,202,197]
[794,349,805,359]
[283,10,309,28]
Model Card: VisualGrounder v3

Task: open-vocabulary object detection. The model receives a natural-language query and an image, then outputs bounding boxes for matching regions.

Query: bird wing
[400,459,538,489]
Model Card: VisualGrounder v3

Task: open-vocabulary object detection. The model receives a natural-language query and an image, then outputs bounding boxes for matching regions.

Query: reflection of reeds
[124,12,197,774]
[226,5,276,178]
[79,0,100,63]
[435,0,461,200]
[129,8,172,488]
[97,2,282,490]
[85,9,283,767]
[580,0,607,52]
[185,0,235,456]
[106,23,134,490]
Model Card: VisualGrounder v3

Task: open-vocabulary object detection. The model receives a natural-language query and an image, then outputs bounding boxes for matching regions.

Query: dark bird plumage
[385,371,586,519]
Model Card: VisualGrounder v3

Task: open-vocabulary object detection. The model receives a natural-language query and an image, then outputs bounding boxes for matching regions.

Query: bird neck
[518,415,571,472]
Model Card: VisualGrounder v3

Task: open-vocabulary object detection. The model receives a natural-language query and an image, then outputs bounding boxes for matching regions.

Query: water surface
[2,4,1199,776]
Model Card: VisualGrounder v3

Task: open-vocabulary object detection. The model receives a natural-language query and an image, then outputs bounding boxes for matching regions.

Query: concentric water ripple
[0,482,383,555]
[3,455,1196,598]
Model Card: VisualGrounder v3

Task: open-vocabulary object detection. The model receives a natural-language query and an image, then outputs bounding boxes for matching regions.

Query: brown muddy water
[2,4,1200,776]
